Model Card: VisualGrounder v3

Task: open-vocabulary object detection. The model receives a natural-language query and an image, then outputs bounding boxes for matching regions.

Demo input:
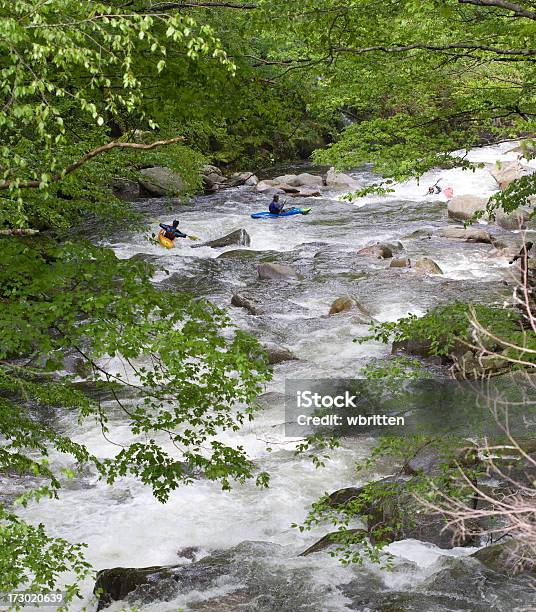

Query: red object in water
[443,186,454,199]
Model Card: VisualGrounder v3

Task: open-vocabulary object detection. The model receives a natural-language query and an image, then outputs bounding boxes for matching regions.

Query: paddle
[151,232,201,243]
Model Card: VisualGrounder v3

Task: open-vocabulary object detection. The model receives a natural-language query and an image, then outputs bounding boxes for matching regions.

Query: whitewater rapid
[14,142,536,611]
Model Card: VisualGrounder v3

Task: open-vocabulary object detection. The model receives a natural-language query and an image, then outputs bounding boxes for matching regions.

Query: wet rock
[471,540,535,575]
[177,546,202,562]
[356,243,393,259]
[257,263,299,280]
[231,292,265,315]
[404,228,434,240]
[495,208,528,230]
[365,477,478,549]
[436,226,493,243]
[325,167,361,190]
[329,296,371,317]
[402,443,447,478]
[263,343,298,364]
[490,160,530,189]
[413,257,443,275]
[389,257,411,268]
[299,529,367,556]
[193,229,251,249]
[138,166,183,197]
[94,566,177,610]
[326,487,363,507]
[447,195,489,221]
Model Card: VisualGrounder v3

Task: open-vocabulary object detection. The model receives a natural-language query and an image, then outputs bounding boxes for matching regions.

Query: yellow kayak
[158,229,174,249]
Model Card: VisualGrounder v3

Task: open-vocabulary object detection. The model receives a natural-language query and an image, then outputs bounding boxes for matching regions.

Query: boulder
[328,296,371,317]
[193,229,251,249]
[94,566,177,610]
[447,195,489,221]
[325,167,361,190]
[436,226,493,243]
[230,172,258,187]
[272,174,298,185]
[389,257,411,268]
[356,243,393,259]
[413,257,443,275]
[299,529,367,557]
[138,166,183,197]
[289,173,324,188]
[495,208,528,230]
[257,263,299,280]
[490,160,530,189]
[326,487,363,507]
[231,292,264,315]
[203,172,224,192]
[263,343,298,365]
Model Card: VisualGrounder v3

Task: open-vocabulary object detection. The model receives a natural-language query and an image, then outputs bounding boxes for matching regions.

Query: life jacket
[269,201,281,214]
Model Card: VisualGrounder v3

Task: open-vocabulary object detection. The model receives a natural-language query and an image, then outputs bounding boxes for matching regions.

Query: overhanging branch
[0,136,185,191]
[152,1,257,9]
[333,43,536,57]
[458,0,536,20]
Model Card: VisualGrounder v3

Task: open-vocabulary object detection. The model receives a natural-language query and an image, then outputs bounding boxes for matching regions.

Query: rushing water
[16,143,536,611]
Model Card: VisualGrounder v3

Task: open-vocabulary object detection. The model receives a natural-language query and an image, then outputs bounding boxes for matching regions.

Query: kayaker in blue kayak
[159,219,187,241]
[269,194,286,215]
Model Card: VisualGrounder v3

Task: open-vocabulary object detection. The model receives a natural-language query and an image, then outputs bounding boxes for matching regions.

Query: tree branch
[458,0,536,20]
[333,43,536,58]
[0,136,185,191]
[152,1,257,9]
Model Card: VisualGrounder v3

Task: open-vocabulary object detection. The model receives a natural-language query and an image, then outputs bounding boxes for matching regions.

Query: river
[16,142,536,611]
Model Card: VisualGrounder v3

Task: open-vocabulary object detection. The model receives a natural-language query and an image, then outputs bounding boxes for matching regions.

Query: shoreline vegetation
[1,0,536,609]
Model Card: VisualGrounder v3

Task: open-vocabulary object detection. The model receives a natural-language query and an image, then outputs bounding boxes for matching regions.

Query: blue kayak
[251,207,311,219]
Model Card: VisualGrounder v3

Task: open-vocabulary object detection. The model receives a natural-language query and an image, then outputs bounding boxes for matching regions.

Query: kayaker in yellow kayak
[158,219,188,248]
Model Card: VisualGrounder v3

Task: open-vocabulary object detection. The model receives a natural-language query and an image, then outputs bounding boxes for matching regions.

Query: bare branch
[0,136,185,191]
[458,0,536,20]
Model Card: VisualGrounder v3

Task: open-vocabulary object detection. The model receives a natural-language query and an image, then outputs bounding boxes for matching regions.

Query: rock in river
[413,257,443,275]
[447,195,488,221]
[436,226,493,243]
[495,208,528,230]
[328,296,371,317]
[192,229,251,249]
[325,167,361,190]
[231,292,265,315]
[257,263,299,280]
[356,243,393,259]
[263,343,298,364]
[389,257,411,268]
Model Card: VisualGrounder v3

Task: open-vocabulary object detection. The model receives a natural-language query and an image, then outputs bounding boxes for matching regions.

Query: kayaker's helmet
[172,219,179,227]
[273,194,280,201]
